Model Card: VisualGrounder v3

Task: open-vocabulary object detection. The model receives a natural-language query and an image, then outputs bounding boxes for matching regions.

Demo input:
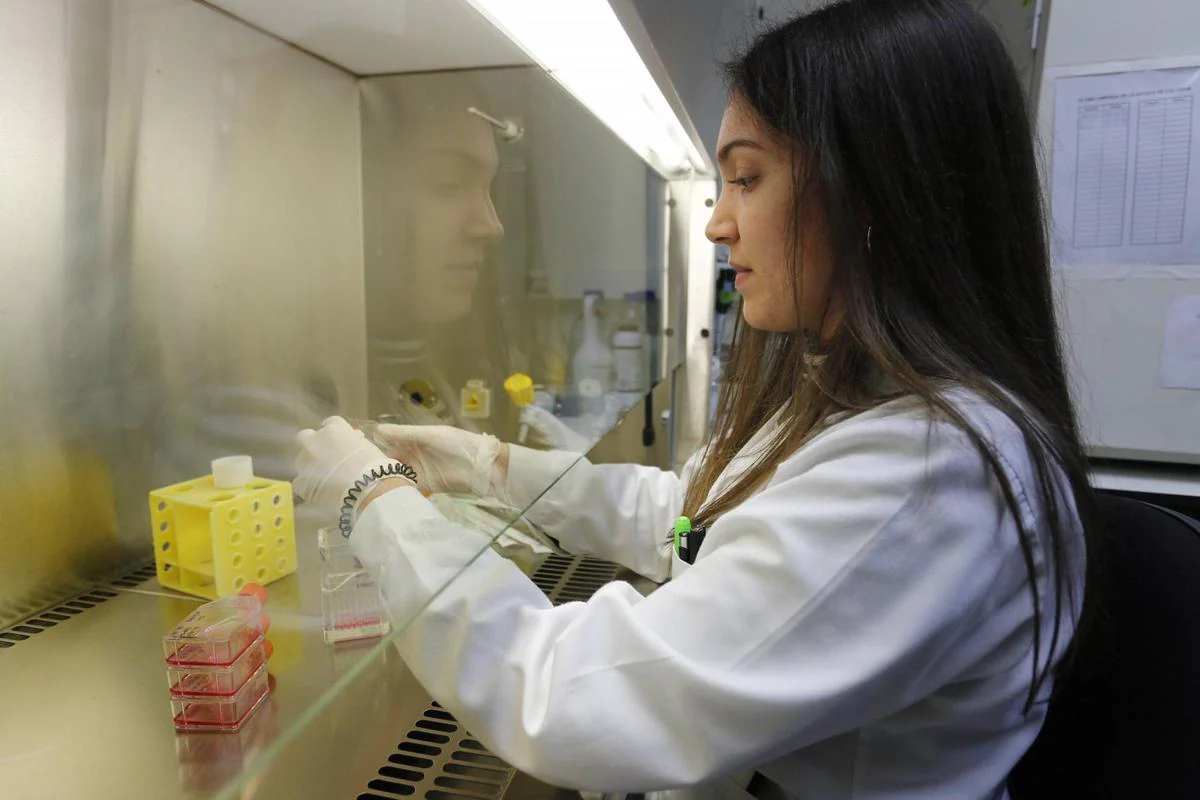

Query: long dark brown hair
[683,0,1100,711]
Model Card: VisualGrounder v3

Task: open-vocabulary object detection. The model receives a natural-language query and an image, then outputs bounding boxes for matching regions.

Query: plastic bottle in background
[613,291,647,399]
[571,290,613,417]
[544,354,567,407]
[460,379,492,420]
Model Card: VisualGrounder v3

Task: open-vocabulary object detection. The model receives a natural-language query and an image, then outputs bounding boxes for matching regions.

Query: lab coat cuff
[349,485,442,561]
[349,483,519,634]
[502,444,587,509]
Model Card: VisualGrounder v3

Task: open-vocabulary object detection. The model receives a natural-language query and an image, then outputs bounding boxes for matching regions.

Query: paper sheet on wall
[1160,295,1200,390]
[1052,65,1200,268]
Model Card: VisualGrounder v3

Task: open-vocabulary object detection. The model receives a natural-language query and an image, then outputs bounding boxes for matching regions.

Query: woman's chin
[740,299,798,333]
[421,294,473,325]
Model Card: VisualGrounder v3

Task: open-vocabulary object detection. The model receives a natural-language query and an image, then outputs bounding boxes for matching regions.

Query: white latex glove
[374,424,505,499]
[519,405,594,453]
[294,416,412,518]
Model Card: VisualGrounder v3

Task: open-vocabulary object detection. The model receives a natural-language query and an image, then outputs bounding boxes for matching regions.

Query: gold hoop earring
[866,225,873,254]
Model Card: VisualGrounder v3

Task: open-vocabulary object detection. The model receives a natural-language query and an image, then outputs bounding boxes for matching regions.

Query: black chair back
[1008,492,1200,799]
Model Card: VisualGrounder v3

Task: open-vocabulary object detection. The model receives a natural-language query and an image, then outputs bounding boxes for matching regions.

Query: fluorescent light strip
[464,0,706,175]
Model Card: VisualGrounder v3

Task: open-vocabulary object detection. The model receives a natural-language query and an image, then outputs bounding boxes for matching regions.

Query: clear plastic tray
[171,663,269,732]
[168,635,267,697]
[318,528,390,644]
[164,595,265,666]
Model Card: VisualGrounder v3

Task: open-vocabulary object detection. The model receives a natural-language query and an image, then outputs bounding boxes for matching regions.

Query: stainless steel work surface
[0,549,624,799]
[0,580,405,799]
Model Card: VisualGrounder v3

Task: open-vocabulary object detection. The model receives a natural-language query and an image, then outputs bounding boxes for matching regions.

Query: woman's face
[406,114,504,324]
[706,99,833,334]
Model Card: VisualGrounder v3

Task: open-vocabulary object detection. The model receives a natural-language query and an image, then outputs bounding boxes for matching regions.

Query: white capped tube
[212,455,254,489]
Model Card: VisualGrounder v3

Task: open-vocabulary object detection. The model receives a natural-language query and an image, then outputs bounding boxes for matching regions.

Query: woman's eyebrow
[717,138,765,163]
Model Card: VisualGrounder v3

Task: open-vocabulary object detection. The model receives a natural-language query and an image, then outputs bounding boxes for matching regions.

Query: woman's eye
[729,176,757,189]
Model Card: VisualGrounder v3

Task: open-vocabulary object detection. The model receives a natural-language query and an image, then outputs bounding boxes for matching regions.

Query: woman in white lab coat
[294,1,1099,797]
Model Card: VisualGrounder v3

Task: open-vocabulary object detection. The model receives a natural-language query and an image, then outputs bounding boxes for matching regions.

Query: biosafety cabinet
[0,1,716,797]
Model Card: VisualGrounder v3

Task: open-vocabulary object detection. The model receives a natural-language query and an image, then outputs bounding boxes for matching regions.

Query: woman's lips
[443,263,481,288]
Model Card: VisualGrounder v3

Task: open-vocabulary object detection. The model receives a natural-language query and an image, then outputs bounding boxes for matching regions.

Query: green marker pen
[674,516,692,559]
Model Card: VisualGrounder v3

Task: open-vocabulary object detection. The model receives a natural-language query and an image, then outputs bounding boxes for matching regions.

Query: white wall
[1036,0,1200,463]
[1042,0,1199,66]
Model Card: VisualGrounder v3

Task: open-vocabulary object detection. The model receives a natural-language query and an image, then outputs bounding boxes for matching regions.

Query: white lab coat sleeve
[501,444,698,581]
[350,412,1053,793]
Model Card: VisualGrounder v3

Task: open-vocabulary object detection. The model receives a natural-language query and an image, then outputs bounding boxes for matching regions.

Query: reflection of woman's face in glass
[406,115,504,324]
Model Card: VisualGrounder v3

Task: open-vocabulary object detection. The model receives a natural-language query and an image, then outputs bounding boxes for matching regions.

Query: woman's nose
[705,195,737,245]
[470,193,504,241]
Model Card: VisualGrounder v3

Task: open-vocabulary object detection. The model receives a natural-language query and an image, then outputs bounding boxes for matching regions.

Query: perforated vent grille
[530,554,622,606]
[0,589,119,650]
[359,554,622,798]
[0,559,159,651]
[357,703,516,799]
[109,561,159,589]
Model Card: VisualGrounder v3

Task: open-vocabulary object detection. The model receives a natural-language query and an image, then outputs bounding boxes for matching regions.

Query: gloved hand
[373,424,506,499]
[519,405,594,453]
[294,416,413,518]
